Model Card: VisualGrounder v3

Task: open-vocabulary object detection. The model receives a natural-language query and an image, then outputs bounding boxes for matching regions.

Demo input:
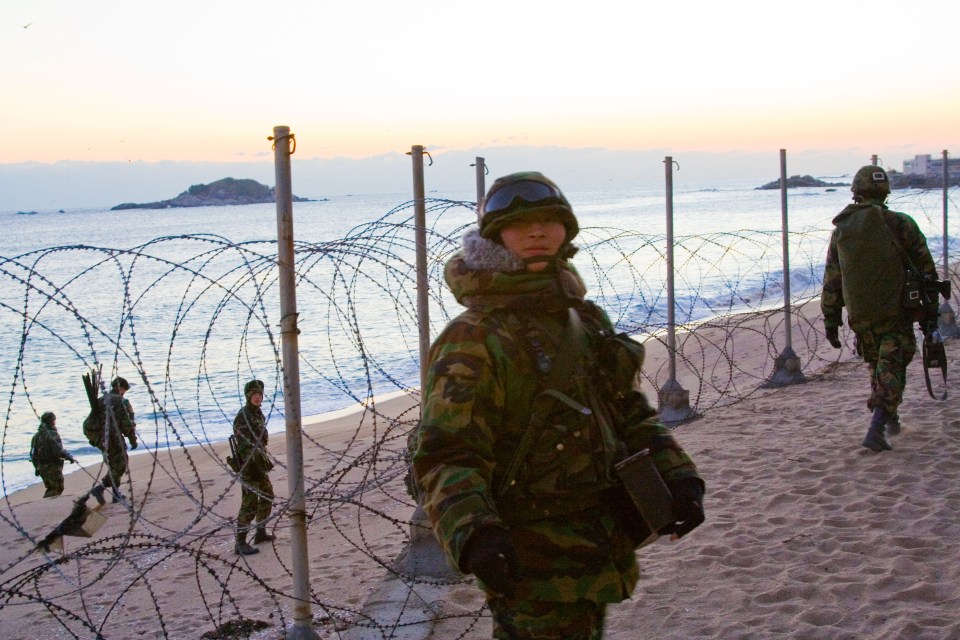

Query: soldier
[411,172,705,639]
[822,165,937,451]
[232,379,275,556]
[93,376,138,502]
[29,412,77,498]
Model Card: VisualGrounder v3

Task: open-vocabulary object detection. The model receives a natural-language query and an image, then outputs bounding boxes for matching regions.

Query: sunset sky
[2,1,958,207]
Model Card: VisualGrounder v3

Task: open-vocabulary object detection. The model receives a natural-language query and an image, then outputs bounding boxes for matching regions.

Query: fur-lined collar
[461,227,527,272]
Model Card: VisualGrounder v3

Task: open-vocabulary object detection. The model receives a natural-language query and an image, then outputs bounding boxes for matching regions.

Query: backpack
[833,204,904,331]
[81,368,105,448]
[83,404,104,449]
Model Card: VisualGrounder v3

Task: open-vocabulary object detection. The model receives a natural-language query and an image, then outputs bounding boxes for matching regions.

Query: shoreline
[2,269,957,639]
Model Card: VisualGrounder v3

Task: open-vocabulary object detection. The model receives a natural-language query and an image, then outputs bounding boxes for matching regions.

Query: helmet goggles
[482,180,566,216]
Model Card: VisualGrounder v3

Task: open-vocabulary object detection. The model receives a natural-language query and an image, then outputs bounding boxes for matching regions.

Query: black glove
[128,434,138,450]
[825,325,842,349]
[659,477,705,539]
[462,526,522,598]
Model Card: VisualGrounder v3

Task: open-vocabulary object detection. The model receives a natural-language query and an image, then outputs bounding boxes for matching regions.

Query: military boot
[111,487,125,503]
[253,526,276,544]
[235,532,259,556]
[862,407,892,452]
[885,413,902,436]
[90,484,107,506]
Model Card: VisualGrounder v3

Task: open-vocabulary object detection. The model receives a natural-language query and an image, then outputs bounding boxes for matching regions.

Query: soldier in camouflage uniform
[29,412,77,497]
[821,165,937,452]
[96,377,138,502]
[232,379,275,555]
[411,172,705,639]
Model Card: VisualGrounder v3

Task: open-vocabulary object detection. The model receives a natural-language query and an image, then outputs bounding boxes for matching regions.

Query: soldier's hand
[659,477,705,540]
[825,325,842,349]
[462,526,521,599]
[128,435,138,450]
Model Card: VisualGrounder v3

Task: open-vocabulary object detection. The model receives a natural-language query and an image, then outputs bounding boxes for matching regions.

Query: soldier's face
[499,213,566,272]
[250,391,263,407]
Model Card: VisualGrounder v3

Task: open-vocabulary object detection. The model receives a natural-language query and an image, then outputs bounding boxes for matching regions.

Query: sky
[2,0,959,209]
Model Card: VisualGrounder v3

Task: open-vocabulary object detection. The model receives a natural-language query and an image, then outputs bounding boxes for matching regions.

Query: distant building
[902,154,960,179]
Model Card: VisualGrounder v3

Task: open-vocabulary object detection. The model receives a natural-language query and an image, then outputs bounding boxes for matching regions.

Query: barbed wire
[0,193,956,638]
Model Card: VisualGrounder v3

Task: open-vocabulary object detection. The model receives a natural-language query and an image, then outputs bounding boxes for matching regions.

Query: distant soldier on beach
[231,379,275,556]
[91,376,138,502]
[822,165,937,452]
[29,412,77,498]
[411,172,705,639]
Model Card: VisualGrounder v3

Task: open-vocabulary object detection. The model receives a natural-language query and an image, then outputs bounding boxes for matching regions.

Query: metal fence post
[472,157,487,224]
[271,125,320,640]
[401,145,458,580]
[410,146,431,396]
[939,149,959,338]
[657,156,696,424]
[763,149,806,387]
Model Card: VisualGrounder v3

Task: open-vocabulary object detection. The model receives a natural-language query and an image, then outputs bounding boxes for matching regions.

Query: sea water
[1,179,952,494]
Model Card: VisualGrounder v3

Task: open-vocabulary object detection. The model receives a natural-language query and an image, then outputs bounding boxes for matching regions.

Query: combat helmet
[479,172,578,244]
[40,411,56,425]
[851,165,891,199]
[111,376,130,391]
[244,379,265,400]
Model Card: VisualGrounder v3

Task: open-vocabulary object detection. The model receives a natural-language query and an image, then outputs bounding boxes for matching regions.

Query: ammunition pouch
[901,273,923,310]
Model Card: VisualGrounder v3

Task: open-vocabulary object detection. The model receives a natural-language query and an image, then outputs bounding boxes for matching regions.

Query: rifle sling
[496,307,588,497]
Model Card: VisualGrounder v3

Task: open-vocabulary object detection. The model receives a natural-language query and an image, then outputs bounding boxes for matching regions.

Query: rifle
[81,365,102,411]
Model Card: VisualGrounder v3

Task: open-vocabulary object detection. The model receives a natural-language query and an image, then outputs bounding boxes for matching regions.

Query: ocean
[1,178,953,495]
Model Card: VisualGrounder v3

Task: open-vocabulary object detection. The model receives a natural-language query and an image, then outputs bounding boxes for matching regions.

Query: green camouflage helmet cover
[244,379,265,400]
[40,411,56,425]
[851,165,891,198]
[479,171,578,243]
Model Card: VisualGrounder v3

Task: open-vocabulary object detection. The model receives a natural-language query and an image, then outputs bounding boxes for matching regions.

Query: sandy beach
[2,295,958,639]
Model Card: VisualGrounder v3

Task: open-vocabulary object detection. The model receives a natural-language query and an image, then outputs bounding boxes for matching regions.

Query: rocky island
[111,177,311,210]
[757,170,959,191]
[756,175,848,190]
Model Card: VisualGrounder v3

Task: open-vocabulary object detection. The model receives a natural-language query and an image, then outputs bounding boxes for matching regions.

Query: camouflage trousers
[237,473,274,529]
[488,598,606,640]
[37,461,65,497]
[99,442,129,489]
[855,327,916,414]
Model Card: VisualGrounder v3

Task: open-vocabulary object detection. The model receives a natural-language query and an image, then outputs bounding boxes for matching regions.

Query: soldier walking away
[91,376,138,502]
[822,165,938,452]
[411,172,705,639]
[29,412,77,497]
[232,379,275,556]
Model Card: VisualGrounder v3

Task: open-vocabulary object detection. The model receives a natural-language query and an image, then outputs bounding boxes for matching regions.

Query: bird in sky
[22,23,33,29]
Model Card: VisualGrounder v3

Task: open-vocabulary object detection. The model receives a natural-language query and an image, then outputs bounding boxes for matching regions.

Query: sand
[1,299,958,639]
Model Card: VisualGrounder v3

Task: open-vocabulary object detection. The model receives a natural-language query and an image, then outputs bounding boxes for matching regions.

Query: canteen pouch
[614,448,676,548]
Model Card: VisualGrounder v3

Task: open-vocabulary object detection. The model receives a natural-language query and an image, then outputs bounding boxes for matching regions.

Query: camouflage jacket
[30,423,70,466]
[233,404,272,477]
[822,201,937,333]
[412,229,701,602]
